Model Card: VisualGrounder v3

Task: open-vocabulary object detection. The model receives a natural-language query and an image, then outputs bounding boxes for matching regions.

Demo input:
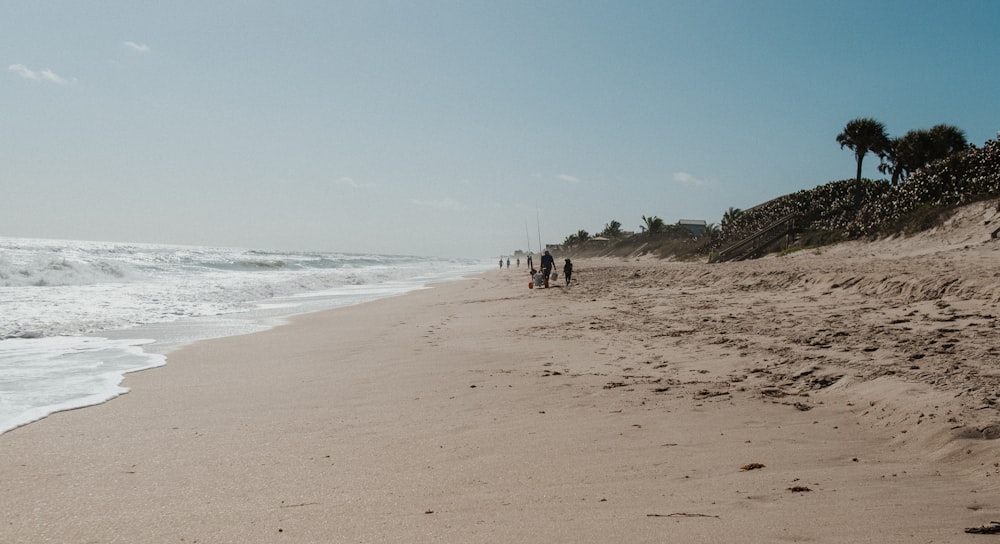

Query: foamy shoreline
[0,238,491,436]
[3,215,1000,542]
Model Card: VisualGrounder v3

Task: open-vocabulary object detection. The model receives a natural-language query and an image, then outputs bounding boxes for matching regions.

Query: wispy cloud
[8,64,69,85]
[123,41,151,53]
[673,171,713,186]
[410,197,465,210]
[557,174,581,183]
[333,176,374,188]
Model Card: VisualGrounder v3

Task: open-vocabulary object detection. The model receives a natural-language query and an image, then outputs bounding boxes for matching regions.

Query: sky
[4,1,999,258]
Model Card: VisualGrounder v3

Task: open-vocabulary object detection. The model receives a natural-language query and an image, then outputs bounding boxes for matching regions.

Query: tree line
[837,117,968,185]
[563,216,720,246]
[557,116,986,256]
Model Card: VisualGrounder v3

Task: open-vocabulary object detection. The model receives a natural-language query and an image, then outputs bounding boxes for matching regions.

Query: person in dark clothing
[540,250,555,288]
[563,258,573,286]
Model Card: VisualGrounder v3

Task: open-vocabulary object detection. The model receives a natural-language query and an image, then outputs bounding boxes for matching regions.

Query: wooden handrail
[710,214,796,263]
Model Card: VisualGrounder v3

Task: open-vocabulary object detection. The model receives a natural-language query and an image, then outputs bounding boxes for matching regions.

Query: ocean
[0,237,491,435]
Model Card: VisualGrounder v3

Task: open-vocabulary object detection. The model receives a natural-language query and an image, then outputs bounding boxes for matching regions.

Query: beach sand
[3,201,1000,543]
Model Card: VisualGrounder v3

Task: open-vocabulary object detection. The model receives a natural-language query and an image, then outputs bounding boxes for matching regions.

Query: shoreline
[0,257,490,436]
[3,248,1000,542]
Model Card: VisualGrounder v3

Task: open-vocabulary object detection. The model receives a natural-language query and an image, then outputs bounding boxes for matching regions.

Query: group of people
[501,250,575,288]
[530,250,572,288]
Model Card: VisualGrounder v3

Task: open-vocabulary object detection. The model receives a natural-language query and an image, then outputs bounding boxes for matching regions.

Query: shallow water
[0,237,490,434]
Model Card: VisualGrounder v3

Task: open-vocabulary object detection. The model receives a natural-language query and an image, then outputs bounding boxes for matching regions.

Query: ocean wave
[0,254,144,287]
[0,237,490,339]
[0,236,492,437]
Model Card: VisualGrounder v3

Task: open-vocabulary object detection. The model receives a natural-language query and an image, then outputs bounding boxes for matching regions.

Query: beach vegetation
[884,203,957,235]
[704,222,720,240]
[777,246,806,257]
[795,228,850,248]
[552,129,998,262]
[640,215,665,238]
[837,118,891,183]
[600,220,623,238]
[713,134,1000,256]
[721,207,743,228]
[880,124,969,185]
[563,230,591,247]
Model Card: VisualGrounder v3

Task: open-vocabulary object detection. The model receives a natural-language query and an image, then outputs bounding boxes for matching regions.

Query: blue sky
[4,1,999,258]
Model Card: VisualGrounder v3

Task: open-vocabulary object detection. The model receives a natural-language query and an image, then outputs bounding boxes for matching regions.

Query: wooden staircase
[710,214,797,263]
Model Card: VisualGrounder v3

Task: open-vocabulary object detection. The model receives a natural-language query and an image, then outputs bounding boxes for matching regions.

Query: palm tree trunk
[855,151,864,183]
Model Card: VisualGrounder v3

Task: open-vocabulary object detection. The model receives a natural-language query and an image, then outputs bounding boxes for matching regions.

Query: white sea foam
[0,336,165,433]
[0,237,491,434]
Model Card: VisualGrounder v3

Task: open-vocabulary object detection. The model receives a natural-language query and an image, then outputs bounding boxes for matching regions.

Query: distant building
[678,219,707,237]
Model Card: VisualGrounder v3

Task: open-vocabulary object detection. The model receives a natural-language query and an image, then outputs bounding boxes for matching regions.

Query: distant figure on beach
[506,258,510,269]
[563,258,573,286]
[527,255,533,270]
[516,258,520,268]
[540,250,554,288]
[499,258,503,270]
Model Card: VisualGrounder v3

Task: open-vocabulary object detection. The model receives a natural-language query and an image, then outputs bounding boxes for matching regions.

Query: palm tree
[837,118,890,183]
[928,124,968,159]
[883,130,932,184]
[640,215,665,239]
[721,207,743,227]
[878,137,905,185]
[575,229,590,244]
[880,124,968,184]
[703,222,720,240]
[600,220,623,238]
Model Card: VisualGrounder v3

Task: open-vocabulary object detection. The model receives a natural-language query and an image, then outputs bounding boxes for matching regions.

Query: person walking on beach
[563,258,573,286]
[506,258,510,269]
[540,250,555,288]
[527,254,533,270]
[499,258,503,270]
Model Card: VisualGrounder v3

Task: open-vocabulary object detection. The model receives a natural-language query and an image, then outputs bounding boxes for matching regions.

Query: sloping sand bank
[3,201,1000,543]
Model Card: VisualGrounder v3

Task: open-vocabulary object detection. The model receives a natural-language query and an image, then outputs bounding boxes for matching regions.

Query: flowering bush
[716,137,1000,251]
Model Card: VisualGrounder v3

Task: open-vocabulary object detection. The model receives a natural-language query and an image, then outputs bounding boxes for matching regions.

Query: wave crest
[0,254,142,287]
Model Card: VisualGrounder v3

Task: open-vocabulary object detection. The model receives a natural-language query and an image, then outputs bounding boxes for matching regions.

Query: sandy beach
[3,202,1000,543]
